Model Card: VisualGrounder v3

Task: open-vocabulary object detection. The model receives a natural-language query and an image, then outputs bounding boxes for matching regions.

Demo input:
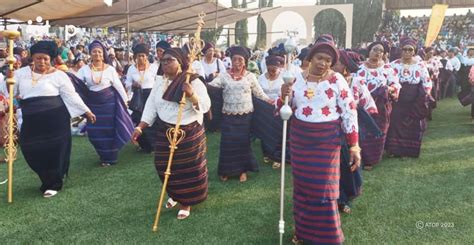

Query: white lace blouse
[208,71,270,115]
[258,73,284,100]
[125,63,159,91]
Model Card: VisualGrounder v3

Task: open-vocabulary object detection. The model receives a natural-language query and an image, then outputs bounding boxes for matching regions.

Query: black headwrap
[162,48,201,103]
[30,41,58,58]
[307,42,339,66]
[132,43,149,55]
[367,41,389,54]
[227,46,250,64]
[202,42,215,54]
[156,40,171,50]
[265,55,285,67]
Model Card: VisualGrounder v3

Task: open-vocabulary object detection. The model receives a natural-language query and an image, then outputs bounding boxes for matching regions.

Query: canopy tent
[1,0,259,35]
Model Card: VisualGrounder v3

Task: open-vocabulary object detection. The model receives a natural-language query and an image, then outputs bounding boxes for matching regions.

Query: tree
[234,0,248,47]
[201,26,224,43]
[255,0,274,49]
[313,9,346,47]
[314,0,383,47]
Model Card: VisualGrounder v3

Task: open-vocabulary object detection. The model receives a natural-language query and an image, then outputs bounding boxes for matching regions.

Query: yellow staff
[2,30,20,203]
[152,12,206,233]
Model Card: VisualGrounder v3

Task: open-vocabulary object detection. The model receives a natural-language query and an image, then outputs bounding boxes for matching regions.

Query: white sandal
[177,209,190,220]
[43,190,58,198]
[165,198,177,209]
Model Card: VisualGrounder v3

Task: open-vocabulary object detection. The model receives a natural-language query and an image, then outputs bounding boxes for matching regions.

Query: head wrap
[88,40,109,63]
[30,41,58,58]
[307,42,339,66]
[132,43,149,55]
[156,40,171,50]
[114,47,124,52]
[265,55,285,67]
[164,47,189,72]
[400,37,417,49]
[268,43,286,57]
[297,46,310,62]
[73,54,84,65]
[202,42,215,54]
[13,47,25,56]
[367,41,389,54]
[448,47,458,53]
[162,48,201,103]
[315,34,335,45]
[227,46,250,64]
[338,50,360,73]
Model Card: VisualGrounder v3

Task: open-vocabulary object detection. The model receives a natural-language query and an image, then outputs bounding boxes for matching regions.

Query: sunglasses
[371,48,385,53]
[161,57,177,64]
[402,48,414,52]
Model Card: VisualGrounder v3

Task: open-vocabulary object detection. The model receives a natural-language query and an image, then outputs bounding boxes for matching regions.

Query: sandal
[363,165,373,171]
[100,162,111,167]
[239,173,247,183]
[272,162,281,169]
[291,235,303,244]
[219,176,228,182]
[43,190,58,198]
[165,198,177,209]
[263,157,271,164]
[339,204,352,214]
[177,209,190,220]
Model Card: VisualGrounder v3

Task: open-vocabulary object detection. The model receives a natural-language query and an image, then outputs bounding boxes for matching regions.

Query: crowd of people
[376,11,474,50]
[1,29,474,244]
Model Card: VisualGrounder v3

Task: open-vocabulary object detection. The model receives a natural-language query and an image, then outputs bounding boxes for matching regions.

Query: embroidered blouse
[390,59,432,93]
[276,72,359,145]
[354,63,401,99]
[208,71,270,115]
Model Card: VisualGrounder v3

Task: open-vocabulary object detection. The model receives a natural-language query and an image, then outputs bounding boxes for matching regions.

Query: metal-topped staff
[151,12,206,233]
[2,30,20,203]
[278,35,297,245]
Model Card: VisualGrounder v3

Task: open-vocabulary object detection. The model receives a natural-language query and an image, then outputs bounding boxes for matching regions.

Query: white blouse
[125,63,159,92]
[13,66,90,118]
[258,73,284,100]
[77,65,128,103]
[208,71,270,115]
[277,72,359,145]
[141,76,211,126]
[201,58,226,78]
[390,59,432,93]
[354,63,401,97]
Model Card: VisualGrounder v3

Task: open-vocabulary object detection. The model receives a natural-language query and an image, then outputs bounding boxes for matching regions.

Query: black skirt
[20,96,72,192]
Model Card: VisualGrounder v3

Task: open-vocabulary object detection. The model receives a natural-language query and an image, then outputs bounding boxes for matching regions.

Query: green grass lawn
[1,98,473,244]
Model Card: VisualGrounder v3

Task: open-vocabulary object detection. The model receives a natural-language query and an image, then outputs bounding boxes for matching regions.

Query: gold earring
[177,65,182,74]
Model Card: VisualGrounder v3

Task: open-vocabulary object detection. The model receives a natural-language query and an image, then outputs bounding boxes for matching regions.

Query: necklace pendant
[305,88,315,100]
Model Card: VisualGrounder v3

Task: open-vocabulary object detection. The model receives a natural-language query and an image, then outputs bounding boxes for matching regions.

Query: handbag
[129,87,144,112]
[457,89,472,107]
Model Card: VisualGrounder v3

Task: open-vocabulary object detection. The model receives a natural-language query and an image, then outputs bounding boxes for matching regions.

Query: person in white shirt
[77,40,134,167]
[126,43,159,153]
[253,55,285,168]
[200,42,226,83]
[439,49,455,98]
[208,46,272,183]
[13,41,95,198]
[132,48,210,220]
[448,48,461,95]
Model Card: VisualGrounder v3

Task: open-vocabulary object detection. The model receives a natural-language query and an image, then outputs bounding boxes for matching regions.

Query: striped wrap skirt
[290,118,344,245]
[154,119,208,206]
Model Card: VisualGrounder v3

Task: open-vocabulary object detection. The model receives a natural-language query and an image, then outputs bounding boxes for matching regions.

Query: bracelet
[349,145,361,153]
[135,127,143,134]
